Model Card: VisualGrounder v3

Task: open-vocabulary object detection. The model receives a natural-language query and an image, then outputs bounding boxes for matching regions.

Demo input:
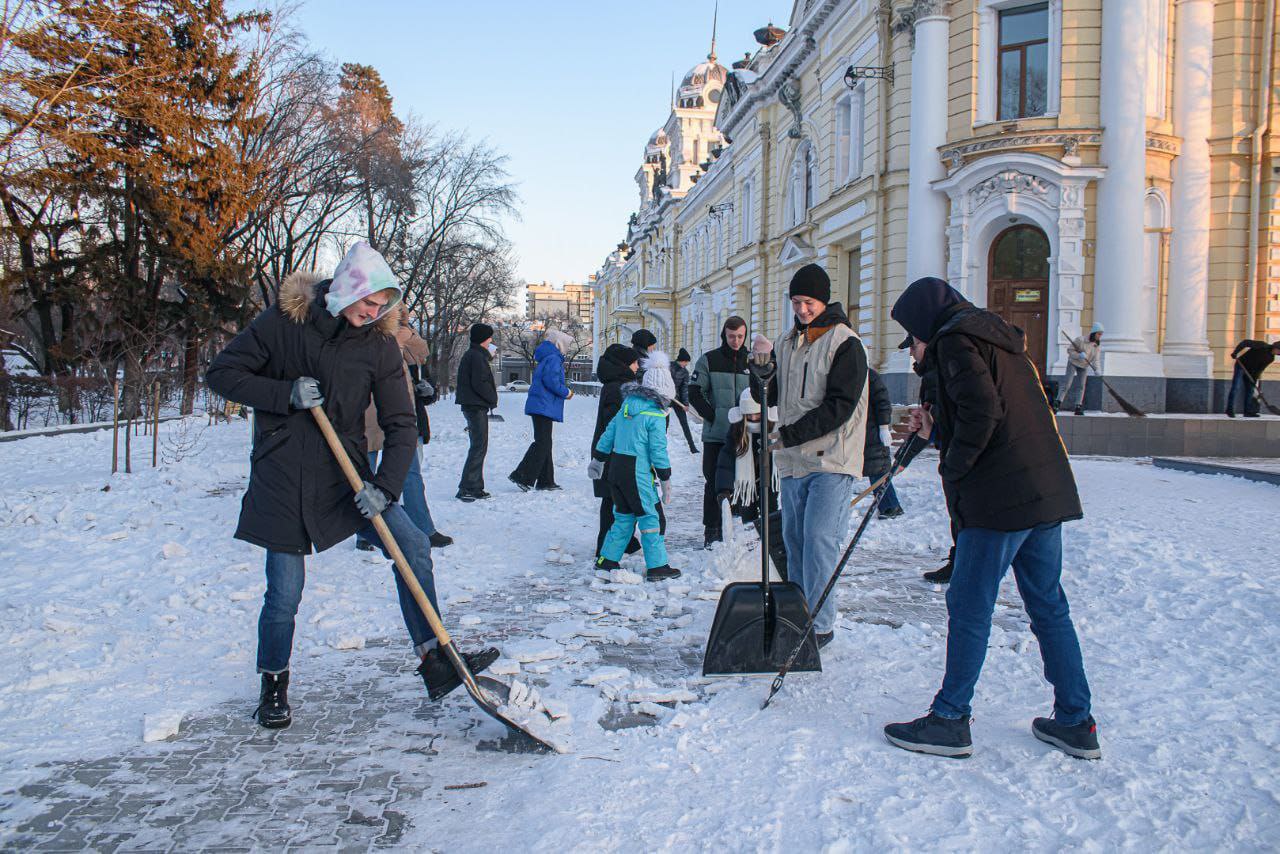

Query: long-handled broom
[1060,331,1146,417]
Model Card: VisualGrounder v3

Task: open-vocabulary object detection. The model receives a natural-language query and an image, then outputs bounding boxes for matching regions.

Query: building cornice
[940,129,1101,168]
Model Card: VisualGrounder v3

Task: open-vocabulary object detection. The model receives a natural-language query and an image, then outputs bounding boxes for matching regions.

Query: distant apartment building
[525,281,595,327]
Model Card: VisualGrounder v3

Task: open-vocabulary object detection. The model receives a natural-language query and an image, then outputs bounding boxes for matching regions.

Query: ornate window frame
[976,0,1061,125]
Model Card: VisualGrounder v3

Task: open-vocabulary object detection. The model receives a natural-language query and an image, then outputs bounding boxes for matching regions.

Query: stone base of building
[1058,414,1280,458]
[882,372,1279,416]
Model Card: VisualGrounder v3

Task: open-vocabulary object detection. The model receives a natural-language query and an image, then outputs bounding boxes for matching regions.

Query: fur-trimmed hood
[620,381,670,410]
[276,271,400,336]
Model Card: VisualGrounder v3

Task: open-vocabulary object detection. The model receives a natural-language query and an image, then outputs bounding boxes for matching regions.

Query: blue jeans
[877,480,902,515]
[780,472,856,634]
[358,447,436,547]
[932,523,1092,725]
[257,503,441,672]
[1226,363,1260,416]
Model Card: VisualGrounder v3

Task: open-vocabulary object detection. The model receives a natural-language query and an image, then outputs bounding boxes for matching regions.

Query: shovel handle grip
[309,405,453,648]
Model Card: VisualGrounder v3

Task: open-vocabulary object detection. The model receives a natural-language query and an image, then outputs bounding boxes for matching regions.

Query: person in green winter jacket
[589,351,681,582]
[689,316,750,547]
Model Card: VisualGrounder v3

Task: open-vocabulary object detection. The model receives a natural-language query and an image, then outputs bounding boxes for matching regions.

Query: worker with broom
[1226,338,1280,418]
[882,276,1097,761]
[207,241,498,731]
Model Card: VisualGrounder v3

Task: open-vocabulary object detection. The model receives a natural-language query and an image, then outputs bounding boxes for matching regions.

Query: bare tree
[417,239,516,391]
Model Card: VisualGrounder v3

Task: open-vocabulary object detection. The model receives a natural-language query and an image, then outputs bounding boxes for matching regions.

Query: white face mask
[745,420,762,434]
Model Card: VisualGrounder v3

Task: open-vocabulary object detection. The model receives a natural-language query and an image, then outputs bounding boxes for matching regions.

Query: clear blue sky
[290,0,786,286]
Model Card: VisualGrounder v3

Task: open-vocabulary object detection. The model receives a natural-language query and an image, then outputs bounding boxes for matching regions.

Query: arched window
[786,143,815,229]
[835,89,865,185]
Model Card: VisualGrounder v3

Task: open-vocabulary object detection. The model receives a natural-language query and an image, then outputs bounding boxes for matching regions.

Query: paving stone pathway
[3,521,1028,851]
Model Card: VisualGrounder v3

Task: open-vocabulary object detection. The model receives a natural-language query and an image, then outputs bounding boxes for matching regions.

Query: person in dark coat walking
[862,368,904,519]
[455,323,498,500]
[1226,338,1279,417]
[591,344,645,557]
[670,348,699,453]
[883,276,1096,761]
[206,242,496,730]
[689,316,750,547]
[510,330,574,490]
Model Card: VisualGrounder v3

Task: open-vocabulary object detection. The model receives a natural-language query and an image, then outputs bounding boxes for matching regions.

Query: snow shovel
[309,405,555,754]
[703,357,821,676]
[761,435,921,709]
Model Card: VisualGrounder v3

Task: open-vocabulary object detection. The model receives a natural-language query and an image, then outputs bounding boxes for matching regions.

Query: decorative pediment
[778,234,815,266]
[969,170,1051,207]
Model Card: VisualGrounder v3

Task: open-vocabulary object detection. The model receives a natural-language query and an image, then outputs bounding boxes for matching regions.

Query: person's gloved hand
[415,379,435,398]
[290,377,323,409]
[354,481,389,519]
[660,479,673,504]
[587,459,604,480]
[751,333,773,356]
[879,425,892,447]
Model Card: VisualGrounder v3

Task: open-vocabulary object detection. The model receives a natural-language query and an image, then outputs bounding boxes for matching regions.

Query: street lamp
[844,64,894,87]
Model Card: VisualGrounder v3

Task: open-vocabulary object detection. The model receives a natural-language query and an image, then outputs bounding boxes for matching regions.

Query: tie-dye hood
[325,241,402,319]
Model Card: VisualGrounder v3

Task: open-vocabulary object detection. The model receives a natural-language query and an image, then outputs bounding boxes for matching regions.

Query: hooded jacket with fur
[206,272,416,554]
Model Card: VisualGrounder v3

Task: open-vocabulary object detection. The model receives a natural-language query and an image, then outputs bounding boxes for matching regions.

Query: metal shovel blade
[441,644,557,754]
[702,581,822,676]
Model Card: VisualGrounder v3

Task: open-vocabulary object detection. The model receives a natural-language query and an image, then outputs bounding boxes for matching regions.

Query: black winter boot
[883,712,972,758]
[429,531,454,548]
[254,671,291,729]
[923,559,954,584]
[1032,715,1101,759]
[704,526,722,549]
[416,646,500,701]
[595,556,621,571]
[645,565,681,581]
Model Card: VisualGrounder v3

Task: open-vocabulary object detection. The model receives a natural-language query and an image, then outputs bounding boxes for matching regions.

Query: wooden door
[987,225,1051,376]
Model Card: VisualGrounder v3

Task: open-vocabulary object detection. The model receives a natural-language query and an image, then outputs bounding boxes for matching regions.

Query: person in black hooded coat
[882,276,1096,762]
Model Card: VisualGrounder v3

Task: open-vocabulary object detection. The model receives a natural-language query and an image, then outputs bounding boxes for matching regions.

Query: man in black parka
[207,243,496,730]
[882,276,1098,761]
[455,323,498,500]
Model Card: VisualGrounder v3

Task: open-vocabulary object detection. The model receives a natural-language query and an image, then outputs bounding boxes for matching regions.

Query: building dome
[682,58,727,89]
[648,127,668,147]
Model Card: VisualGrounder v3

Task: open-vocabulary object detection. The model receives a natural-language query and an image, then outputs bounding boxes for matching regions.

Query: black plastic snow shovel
[761,435,922,709]
[703,356,821,676]
[310,406,555,754]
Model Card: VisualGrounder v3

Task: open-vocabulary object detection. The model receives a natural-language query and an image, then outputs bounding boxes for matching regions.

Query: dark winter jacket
[862,369,893,477]
[525,339,571,422]
[920,302,1083,531]
[898,360,938,470]
[206,272,416,554]
[455,344,498,409]
[408,363,435,444]
[670,361,692,406]
[591,344,639,500]
[1232,339,1277,378]
[689,336,751,444]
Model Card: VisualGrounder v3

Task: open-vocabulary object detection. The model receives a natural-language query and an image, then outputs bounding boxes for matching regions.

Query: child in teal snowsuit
[589,351,681,581]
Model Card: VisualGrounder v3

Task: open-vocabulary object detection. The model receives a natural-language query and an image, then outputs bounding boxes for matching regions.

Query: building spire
[670,70,675,109]
[709,0,718,62]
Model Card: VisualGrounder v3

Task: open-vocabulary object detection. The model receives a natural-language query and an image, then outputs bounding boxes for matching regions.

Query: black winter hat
[676,347,692,363]
[604,343,642,367]
[891,277,968,343]
[631,328,658,351]
[788,263,831,304]
[470,322,494,345]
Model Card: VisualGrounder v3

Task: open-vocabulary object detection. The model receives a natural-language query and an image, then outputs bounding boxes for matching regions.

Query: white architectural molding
[935,153,1104,375]
[976,0,1062,123]
[905,0,950,280]
[1094,0,1154,364]
[1164,0,1214,377]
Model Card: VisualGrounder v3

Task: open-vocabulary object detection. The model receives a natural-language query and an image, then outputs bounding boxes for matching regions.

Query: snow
[0,393,1278,847]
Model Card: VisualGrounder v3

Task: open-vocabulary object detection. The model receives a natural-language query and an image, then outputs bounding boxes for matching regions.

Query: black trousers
[672,405,697,449]
[701,440,724,529]
[458,405,489,493]
[511,414,556,488]
[597,495,665,556]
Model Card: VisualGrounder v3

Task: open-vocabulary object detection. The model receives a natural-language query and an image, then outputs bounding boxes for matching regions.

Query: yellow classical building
[592,0,1279,412]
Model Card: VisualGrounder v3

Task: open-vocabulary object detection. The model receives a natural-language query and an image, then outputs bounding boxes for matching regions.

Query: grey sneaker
[884,712,973,758]
[1032,715,1101,760]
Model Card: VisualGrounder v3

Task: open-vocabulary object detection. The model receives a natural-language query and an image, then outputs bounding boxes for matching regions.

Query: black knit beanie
[789,263,831,304]
[631,329,658,352]
[470,322,494,345]
[676,347,692,363]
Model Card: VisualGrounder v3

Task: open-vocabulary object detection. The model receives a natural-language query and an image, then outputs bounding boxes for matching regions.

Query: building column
[904,0,949,282]
[1163,0,1214,378]
[1094,0,1155,366]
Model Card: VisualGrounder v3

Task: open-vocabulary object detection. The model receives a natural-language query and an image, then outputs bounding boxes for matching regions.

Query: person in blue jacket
[589,351,681,581]
[510,329,574,490]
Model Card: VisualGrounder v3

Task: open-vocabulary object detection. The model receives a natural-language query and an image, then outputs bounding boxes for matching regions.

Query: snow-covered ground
[1,393,1277,849]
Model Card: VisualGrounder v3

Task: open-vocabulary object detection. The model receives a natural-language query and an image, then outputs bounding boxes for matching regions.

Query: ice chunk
[627,687,698,704]
[608,569,643,585]
[489,658,521,676]
[161,542,188,559]
[634,701,668,718]
[330,635,365,650]
[142,710,184,742]
[504,639,563,663]
[583,666,630,686]
[534,602,570,615]
[458,615,482,627]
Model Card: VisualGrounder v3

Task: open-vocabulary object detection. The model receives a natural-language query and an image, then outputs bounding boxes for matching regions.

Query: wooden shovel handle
[850,471,890,508]
[309,406,453,647]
